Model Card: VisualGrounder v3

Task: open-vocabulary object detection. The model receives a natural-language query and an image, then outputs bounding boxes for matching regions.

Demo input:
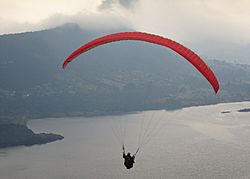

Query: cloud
[130,0,250,44]
[0,0,249,63]
[2,0,249,45]
[41,11,131,30]
[0,17,38,35]
[98,0,139,10]
[118,0,139,8]
[0,10,132,35]
[98,0,114,10]
[127,0,250,63]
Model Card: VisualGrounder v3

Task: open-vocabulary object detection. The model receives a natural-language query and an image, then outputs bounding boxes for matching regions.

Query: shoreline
[1,101,249,149]
[0,124,64,149]
[28,100,250,121]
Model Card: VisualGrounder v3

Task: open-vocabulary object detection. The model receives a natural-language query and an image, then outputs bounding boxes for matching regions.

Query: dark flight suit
[123,153,135,169]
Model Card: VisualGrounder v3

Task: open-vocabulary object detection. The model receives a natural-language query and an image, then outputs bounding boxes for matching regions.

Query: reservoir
[1,102,250,179]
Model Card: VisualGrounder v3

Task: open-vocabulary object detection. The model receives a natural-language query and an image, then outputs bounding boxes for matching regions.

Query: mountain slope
[1,24,250,122]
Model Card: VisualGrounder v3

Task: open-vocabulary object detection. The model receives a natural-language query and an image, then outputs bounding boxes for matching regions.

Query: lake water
[1,102,250,179]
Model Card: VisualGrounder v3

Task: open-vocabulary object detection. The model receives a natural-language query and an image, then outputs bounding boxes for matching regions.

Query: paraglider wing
[62,32,219,93]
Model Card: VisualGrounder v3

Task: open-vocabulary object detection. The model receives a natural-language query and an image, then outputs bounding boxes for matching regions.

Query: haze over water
[1,102,250,179]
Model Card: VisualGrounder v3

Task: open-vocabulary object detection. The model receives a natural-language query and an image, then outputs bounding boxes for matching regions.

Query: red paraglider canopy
[62,32,219,93]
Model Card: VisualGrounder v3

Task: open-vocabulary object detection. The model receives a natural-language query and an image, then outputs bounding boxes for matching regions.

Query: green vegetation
[0,24,250,148]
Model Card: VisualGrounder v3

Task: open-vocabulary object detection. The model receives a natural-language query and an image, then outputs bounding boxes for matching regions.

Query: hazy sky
[1,0,250,63]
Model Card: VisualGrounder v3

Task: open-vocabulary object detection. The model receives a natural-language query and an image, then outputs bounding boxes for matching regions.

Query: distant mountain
[190,41,250,65]
[1,24,250,122]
